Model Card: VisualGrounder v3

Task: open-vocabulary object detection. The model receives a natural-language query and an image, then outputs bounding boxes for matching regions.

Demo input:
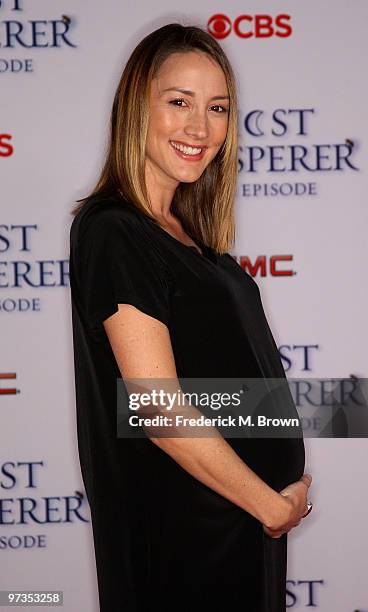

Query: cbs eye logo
[207,13,292,39]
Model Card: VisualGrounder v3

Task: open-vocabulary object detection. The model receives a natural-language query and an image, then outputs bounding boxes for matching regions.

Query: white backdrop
[1,1,367,610]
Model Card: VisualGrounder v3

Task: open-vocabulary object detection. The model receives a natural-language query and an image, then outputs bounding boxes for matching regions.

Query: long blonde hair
[71,23,239,254]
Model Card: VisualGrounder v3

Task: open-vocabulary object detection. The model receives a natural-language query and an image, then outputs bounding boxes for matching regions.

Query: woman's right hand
[263,473,313,539]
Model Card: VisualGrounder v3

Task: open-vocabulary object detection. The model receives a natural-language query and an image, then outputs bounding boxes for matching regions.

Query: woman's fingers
[263,525,286,538]
[300,473,312,487]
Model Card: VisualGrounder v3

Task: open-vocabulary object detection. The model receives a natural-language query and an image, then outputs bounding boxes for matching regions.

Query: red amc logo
[239,255,294,277]
[208,13,292,39]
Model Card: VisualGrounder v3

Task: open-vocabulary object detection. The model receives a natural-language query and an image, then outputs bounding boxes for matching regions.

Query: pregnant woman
[69,23,313,612]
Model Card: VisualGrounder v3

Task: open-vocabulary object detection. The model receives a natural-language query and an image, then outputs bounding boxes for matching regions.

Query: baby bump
[228,436,306,491]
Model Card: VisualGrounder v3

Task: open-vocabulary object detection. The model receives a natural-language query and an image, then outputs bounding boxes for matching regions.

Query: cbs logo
[207,13,292,39]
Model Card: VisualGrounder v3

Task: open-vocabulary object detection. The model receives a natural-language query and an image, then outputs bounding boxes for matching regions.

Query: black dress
[69,192,305,612]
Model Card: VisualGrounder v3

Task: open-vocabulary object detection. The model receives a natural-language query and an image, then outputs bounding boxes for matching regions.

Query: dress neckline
[147,215,218,265]
[149,218,203,255]
[115,194,218,265]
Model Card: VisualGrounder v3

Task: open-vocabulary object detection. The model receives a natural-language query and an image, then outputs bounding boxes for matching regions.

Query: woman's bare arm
[103,303,292,530]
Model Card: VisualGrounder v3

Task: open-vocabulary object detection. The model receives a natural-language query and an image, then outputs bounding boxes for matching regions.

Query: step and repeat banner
[1,1,367,610]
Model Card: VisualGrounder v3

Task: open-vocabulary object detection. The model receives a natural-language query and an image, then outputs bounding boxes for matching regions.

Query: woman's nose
[184,111,209,139]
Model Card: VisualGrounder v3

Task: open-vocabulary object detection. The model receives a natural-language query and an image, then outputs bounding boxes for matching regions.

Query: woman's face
[145,51,229,190]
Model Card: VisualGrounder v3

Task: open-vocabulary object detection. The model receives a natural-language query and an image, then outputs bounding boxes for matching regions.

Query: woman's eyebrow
[161,87,229,101]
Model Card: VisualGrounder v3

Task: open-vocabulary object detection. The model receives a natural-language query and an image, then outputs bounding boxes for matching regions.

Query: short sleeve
[75,209,172,333]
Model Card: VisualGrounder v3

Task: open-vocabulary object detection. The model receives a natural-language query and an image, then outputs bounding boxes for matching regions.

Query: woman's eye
[211,105,229,113]
[169,99,228,113]
[169,99,187,108]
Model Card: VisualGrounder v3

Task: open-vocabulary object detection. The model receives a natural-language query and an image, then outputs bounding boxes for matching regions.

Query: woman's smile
[169,139,207,161]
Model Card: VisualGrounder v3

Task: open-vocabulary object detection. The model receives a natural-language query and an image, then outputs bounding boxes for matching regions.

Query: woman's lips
[170,141,206,161]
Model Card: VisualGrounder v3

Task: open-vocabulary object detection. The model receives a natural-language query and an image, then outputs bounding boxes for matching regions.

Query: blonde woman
[69,23,312,612]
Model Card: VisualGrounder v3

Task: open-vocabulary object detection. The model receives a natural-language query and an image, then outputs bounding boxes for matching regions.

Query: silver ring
[304,501,313,517]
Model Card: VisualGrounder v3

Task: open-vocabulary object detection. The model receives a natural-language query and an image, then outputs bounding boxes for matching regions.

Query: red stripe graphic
[0,372,17,395]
